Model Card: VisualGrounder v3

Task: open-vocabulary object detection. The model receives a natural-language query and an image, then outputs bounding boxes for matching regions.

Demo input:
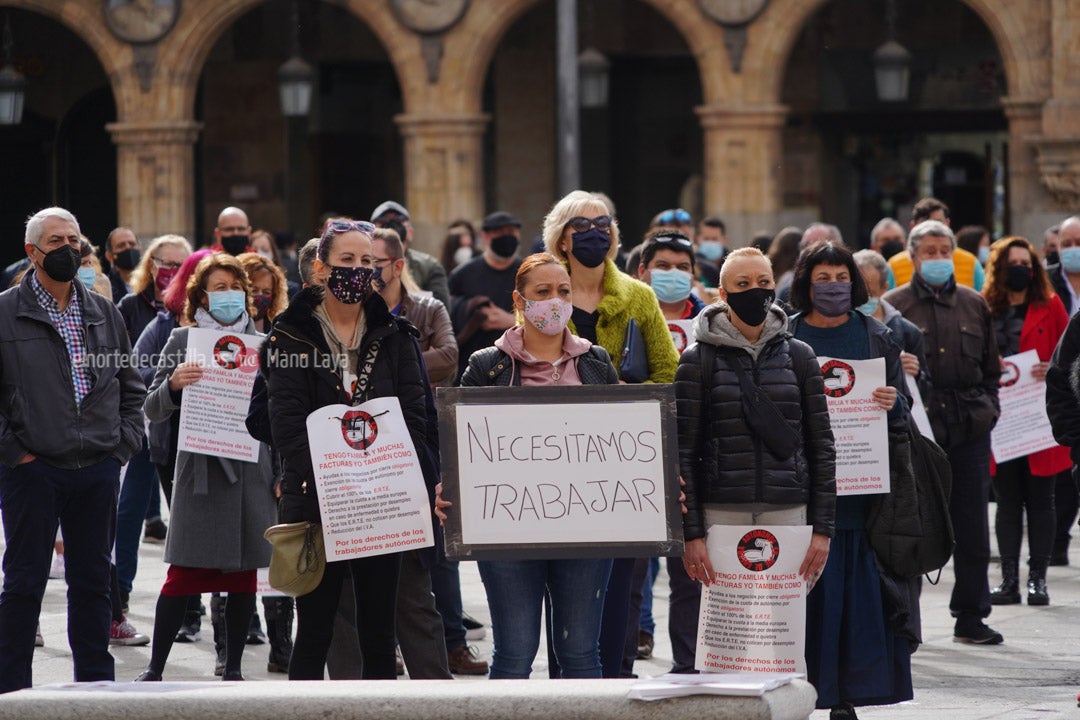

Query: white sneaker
[49,552,65,580]
[110,616,150,646]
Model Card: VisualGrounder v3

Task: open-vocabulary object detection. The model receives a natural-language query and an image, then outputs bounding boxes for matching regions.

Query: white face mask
[453,246,473,267]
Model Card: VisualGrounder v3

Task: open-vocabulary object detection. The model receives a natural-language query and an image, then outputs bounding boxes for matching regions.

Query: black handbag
[619,318,649,383]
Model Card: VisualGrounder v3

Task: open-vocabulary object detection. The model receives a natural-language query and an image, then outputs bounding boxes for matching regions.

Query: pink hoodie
[493,325,594,387]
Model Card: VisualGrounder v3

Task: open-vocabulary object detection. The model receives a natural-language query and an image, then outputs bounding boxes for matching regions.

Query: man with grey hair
[297,237,321,287]
[0,207,146,691]
[870,218,906,259]
[884,219,1003,646]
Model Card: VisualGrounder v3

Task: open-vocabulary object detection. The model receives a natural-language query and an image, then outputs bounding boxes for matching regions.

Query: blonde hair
[542,190,620,263]
[719,247,772,287]
[129,235,193,295]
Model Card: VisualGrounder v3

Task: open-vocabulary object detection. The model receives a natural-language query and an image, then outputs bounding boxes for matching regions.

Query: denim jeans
[115,441,160,593]
[0,457,120,692]
[479,558,612,679]
[429,556,467,650]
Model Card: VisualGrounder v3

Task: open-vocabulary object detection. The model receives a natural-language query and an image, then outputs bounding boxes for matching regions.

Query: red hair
[164,248,215,316]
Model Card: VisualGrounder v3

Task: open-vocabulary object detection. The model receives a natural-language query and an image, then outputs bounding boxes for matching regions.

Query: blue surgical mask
[977,246,990,265]
[207,289,247,324]
[697,241,724,262]
[77,267,97,287]
[919,258,954,286]
[1061,247,1080,273]
[650,268,693,304]
[857,297,880,315]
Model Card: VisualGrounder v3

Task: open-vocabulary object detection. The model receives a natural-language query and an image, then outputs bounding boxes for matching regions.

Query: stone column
[1001,96,1058,242]
[695,104,790,246]
[106,120,203,243]
[394,113,490,254]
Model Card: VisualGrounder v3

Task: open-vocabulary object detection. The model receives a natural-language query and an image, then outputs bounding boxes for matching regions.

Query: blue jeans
[114,441,159,593]
[0,456,120,692]
[479,558,612,679]
[430,556,467,650]
[640,557,659,635]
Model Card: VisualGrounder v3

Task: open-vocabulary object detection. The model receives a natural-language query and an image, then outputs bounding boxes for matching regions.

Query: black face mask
[220,234,249,256]
[489,233,519,259]
[35,245,81,283]
[1045,250,1060,267]
[1005,264,1033,292]
[112,247,141,271]
[880,240,905,260]
[725,287,775,327]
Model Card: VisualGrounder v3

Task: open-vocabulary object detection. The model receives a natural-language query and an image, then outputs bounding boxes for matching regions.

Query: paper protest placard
[667,319,695,355]
[991,349,1061,464]
[437,384,683,560]
[177,328,261,463]
[905,374,935,440]
[695,524,812,674]
[818,356,889,495]
[306,397,433,562]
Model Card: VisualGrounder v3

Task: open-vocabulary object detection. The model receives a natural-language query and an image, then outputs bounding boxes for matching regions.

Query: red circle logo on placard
[213,335,245,370]
[338,410,379,451]
[668,323,689,354]
[737,529,779,572]
[821,359,856,398]
[1000,361,1020,387]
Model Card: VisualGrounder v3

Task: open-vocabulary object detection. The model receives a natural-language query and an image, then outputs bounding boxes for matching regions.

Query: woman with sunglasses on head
[982,237,1070,606]
[262,219,433,680]
[542,190,678,678]
[137,253,277,682]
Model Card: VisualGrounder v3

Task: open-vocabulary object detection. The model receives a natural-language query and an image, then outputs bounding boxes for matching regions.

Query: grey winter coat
[144,321,276,571]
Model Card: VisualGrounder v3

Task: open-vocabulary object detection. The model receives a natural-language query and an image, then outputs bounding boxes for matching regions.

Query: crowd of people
[2,195,1080,720]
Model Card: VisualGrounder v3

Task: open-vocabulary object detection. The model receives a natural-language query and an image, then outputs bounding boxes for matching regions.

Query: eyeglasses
[327,220,376,235]
[372,256,400,266]
[565,215,613,233]
[651,235,693,249]
[151,256,183,270]
[658,209,691,225]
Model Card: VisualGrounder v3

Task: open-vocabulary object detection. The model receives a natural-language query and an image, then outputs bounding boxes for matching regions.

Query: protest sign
[905,374,935,440]
[177,328,261,463]
[667,319,695,354]
[991,349,1061,464]
[818,356,889,495]
[306,397,433,561]
[695,524,811,674]
[437,384,683,560]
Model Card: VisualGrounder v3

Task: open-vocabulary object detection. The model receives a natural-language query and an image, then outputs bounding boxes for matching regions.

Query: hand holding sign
[169,360,204,392]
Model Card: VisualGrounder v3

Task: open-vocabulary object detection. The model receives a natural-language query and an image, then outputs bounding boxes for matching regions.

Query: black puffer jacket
[260,286,429,523]
[675,304,835,541]
[461,345,619,387]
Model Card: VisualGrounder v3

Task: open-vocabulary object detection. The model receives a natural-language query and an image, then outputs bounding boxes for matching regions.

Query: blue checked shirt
[30,272,93,406]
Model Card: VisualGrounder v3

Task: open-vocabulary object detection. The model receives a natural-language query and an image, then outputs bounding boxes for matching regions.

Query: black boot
[264,596,294,674]
[990,557,1021,605]
[210,594,227,676]
[224,592,256,681]
[1027,560,1050,605]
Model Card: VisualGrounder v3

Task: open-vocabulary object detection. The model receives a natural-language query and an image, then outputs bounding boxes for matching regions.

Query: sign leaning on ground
[436,384,684,560]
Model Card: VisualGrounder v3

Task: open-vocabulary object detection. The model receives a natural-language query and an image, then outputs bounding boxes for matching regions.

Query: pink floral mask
[523,297,572,336]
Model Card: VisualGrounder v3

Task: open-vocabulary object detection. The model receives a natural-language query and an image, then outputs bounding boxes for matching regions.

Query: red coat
[991,293,1071,476]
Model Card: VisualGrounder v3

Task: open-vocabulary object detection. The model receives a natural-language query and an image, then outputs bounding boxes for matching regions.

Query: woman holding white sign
[787,241,911,720]
[138,253,276,682]
[982,237,1070,606]
[459,252,620,679]
[262,220,432,680]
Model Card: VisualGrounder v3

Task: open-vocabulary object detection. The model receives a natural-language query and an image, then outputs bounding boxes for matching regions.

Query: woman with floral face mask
[261,220,432,680]
[138,253,276,683]
[454,253,618,679]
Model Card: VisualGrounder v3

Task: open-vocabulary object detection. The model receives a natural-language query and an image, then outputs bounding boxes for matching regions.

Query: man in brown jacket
[884,219,1003,646]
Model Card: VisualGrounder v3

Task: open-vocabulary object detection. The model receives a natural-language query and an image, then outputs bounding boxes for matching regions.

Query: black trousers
[947,434,993,621]
[992,458,1055,566]
[1053,470,1079,555]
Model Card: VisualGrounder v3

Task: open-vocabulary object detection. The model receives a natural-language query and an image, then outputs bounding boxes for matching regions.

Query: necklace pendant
[552,370,560,381]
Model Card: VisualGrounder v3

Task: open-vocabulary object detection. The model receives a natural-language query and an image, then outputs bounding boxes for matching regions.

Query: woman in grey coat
[134,253,277,682]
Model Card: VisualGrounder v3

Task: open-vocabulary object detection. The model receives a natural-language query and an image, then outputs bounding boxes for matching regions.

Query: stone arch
[157,0,428,120]
[742,0,1046,105]
[450,0,732,116]
[0,0,128,113]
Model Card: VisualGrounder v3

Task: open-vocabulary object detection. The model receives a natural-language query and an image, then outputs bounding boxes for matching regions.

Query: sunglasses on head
[566,215,613,233]
[652,235,693,249]
[328,220,375,235]
[658,209,691,225]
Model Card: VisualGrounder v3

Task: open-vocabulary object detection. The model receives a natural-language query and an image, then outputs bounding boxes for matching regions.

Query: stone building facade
[0,0,1077,256]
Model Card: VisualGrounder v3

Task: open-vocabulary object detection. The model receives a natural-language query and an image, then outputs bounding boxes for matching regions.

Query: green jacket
[567,260,679,384]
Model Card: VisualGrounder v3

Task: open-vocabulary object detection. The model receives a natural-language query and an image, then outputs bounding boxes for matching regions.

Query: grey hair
[908,220,955,256]
[800,222,843,250]
[870,218,904,244]
[25,207,80,247]
[852,249,889,286]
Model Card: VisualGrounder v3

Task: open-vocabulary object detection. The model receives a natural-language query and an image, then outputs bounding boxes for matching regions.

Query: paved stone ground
[13,509,1080,718]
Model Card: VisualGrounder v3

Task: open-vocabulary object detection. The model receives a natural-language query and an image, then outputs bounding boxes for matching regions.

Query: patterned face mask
[326,265,375,305]
[523,297,572,336]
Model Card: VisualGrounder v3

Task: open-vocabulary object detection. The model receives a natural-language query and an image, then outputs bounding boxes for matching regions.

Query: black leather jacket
[675,332,836,540]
